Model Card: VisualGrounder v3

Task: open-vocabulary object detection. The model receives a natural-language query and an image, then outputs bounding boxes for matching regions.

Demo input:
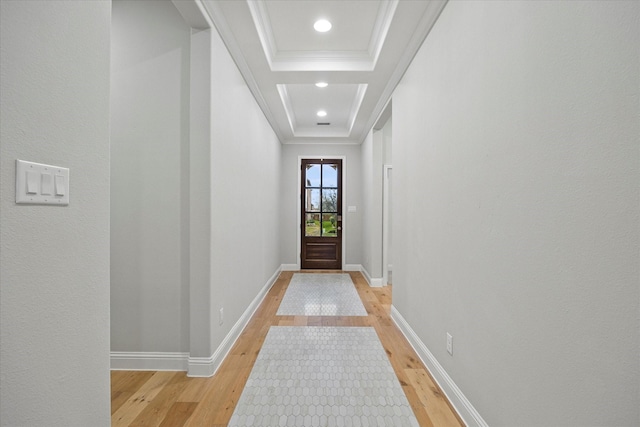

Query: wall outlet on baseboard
[446,333,453,355]
[219,307,224,325]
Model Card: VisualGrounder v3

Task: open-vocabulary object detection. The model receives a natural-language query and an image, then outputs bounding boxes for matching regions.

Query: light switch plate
[16,160,69,205]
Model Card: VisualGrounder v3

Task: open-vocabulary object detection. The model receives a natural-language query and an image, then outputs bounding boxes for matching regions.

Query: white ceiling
[182,0,447,144]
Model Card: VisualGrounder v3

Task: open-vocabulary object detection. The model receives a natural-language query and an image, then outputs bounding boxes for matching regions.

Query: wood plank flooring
[111,271,464,427]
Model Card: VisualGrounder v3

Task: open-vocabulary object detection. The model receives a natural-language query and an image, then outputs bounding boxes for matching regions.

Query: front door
[301,159,342,269]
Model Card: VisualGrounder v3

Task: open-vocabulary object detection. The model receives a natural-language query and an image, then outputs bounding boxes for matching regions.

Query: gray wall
[392,1,639,425]
[361,130,383,280]
[280,144,362,268]
[110,0,282,361]
[208,21,283,353]
[187,27,214,359]
[0,1,112,425]
[361,117,393,284]
[111,0,191,353]
[383,118,392,166]
[382,118,392,273]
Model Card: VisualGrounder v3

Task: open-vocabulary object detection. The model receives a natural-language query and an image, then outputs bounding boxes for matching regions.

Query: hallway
[111,271,463,427]
[3,2,638,426]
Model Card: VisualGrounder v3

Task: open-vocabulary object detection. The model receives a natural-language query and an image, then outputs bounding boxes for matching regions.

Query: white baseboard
[361,266,385,288]
[369,277,384,287]
[186,354,215,377]
[110,351,189,371]
[391,306,489,427]
[187,266,281,377]
[344,264,361,272]
[111,267,282,376]
[281,264,299,271]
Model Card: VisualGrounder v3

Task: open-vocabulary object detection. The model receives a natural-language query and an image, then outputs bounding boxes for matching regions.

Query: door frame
[297,155,347,270]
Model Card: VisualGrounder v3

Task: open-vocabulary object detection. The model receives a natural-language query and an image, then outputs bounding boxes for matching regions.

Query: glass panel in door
[301,159,342,269]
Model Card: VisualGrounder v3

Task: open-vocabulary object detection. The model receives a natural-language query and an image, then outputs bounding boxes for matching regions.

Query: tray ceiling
[194,0,447,144]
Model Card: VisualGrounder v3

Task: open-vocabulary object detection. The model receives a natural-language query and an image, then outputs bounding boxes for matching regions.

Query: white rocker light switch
[16,160,69,205]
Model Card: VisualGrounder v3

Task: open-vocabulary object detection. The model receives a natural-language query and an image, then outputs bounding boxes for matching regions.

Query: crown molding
[277,84,297,135]
[200,0,286,143]
[361,0,448,143]
[278,83,367,138]
[248,0,398,72]
[368,0,399,65]
[347,84,368,134]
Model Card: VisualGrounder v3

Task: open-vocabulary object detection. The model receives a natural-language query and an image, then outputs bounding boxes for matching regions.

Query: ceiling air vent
[317,122,331,126]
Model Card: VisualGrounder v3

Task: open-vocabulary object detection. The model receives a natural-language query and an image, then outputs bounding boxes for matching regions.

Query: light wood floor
[111,271,464,427]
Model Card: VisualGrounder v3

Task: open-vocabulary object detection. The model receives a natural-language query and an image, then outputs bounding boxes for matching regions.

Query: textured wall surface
[0,1,112,425]
[393,1,639,425]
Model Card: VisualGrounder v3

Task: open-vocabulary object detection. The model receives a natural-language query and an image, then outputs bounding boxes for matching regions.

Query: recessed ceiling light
[315,82,328,88]
[314,19,332,32]
[317,110,327,117]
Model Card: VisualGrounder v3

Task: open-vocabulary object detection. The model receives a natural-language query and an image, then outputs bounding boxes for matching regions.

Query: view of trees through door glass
[305,163,338,237]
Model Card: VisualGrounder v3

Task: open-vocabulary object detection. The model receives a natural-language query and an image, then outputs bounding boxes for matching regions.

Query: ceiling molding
[347,84,368,134]
[248,0,398,72]
[367,0,399,66]
[199,0,448,145]
[360,0,448,143]
[277,83,368,138]
[246,1,277,66]
[374,99,392,131]
[201,0,286,143]
[282,138,362,145]
[294,129,351,138]
[269,52,374,72]
[276,84,297,135]
[172,0,212,29]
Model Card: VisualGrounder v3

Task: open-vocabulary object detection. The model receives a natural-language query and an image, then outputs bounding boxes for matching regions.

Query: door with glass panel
[301,159,342,269]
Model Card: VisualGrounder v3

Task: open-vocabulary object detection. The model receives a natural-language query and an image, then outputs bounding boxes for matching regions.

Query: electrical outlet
[446,333,453,355]
[219,307,224,325]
